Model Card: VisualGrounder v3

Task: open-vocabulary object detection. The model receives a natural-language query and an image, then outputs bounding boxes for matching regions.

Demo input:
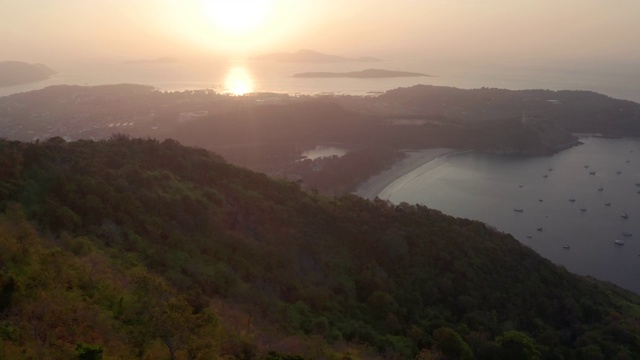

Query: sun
[163,0,308,54]
[202,0,273,35]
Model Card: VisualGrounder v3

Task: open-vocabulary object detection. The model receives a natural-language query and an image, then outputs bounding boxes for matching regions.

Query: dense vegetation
[1,136,640,359]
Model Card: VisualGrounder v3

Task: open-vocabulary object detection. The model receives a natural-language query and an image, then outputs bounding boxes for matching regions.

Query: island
[292,68,432,78]
[123,56,179,65]
[251,49,381,63]
[0,61,56,87]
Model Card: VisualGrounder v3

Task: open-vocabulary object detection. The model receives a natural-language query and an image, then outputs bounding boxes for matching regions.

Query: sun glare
[163,0,310,54]
[202,0,272,35]
[224,66,254,95]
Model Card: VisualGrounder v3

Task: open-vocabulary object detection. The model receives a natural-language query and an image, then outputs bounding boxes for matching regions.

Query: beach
[354,148,454,200]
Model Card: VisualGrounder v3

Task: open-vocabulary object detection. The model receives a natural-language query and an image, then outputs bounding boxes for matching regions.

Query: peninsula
[0,61,56,87]
[293,68,431,78]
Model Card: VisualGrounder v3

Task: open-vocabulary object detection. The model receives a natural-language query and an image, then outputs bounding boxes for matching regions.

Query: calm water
[382,137,640,294]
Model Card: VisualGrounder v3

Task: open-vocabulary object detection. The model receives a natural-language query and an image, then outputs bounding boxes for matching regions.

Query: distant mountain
[123,56,179,65]
[251,49,382,62]
[293,68,431,78]
[0,61,56,87]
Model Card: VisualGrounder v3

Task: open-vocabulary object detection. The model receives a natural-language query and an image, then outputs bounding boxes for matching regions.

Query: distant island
[0,61,56,87]
[123,57,178,65]
[251,49,381,63]
[293,68,432,78]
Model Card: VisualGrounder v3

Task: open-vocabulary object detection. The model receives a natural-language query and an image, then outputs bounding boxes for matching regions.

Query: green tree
[432,327,473,360]
[496,331,541,360]
[75,343,104,360]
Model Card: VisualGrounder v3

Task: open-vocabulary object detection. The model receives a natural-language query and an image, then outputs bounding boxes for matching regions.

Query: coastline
[354,148,455,200]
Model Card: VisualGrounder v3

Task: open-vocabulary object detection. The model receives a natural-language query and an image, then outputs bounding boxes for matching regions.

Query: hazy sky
[2,0,640,67]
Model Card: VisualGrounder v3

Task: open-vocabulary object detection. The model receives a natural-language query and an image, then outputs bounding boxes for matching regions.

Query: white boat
[569,197,576,202]
[621,212,629,219]
[563,244,571,249]
[614,239,625,245]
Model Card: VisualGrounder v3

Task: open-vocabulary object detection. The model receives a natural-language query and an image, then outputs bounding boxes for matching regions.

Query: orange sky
[2,0,640,67]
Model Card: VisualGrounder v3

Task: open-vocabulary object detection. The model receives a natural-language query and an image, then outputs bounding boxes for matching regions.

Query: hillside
[1,136,640,359]
[0,84,638,195]
[353,85,640,135]
[0,61,56,87]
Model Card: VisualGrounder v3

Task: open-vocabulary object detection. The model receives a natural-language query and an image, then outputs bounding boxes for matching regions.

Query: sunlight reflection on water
[223,66,254,95]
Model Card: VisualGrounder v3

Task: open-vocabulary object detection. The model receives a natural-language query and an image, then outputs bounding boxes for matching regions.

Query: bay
[381,137,640,294]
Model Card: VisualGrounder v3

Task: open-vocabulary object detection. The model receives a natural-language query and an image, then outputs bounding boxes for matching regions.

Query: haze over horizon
[2,0,640,71]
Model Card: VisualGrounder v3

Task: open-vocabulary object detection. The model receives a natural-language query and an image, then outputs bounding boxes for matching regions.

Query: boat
[598,186,603,192]
[616,170,622,175]
[589,171,596,175]
[569,197,576,202]
[543,174,548,178]
[547,167,553,171]
[513,208,524,213]
[526,235,532,239]
[605,202,611,206]
[622,232,633,237]
[614,239,625,245]
[621,212,629,219]
[626,160,631,163]
[584,165,590,169]
[635,182,640,187]
[537,227,543,232]
[563,245,571,249]
[580,207,587,212]
[538,199,544,202]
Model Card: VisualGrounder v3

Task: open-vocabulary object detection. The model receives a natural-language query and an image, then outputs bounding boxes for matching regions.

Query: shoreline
[354,148,456,200]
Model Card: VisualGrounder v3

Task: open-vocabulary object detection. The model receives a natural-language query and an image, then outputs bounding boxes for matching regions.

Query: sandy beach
[354,148,455,200]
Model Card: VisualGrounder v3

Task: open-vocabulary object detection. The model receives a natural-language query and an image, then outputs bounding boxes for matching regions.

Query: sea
[2,60,640,293]
[380,137,640,294]
[1,59,640,103]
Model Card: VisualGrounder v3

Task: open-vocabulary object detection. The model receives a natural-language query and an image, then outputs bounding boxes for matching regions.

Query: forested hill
[1,136,640,359]
[364,85,640,135]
